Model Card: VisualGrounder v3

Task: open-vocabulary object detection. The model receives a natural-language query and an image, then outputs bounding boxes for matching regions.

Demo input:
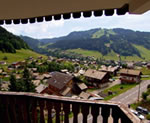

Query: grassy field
[67,45,150,61]
[0,49,47,63]
[133,44,150,61]
[102,84,137,100]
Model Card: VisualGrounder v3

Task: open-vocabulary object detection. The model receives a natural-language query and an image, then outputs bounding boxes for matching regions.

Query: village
[0,55,149,98]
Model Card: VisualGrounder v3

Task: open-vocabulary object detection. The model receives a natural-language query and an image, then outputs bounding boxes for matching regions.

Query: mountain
[48,28,150,57]
[20,28,150,60]
[0,26,29,53]
[20,36,41,52]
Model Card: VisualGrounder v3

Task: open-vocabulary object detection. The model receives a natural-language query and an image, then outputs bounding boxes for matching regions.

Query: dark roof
[47,72,73,90]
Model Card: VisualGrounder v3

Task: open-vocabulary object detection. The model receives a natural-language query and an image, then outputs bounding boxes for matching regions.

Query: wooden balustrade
[0,92,140,123]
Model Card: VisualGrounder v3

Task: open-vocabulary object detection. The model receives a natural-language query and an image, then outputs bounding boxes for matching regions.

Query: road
[111,80,150,105]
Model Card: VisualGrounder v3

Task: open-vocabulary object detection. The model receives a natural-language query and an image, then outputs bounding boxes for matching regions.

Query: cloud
[2,19,65,38]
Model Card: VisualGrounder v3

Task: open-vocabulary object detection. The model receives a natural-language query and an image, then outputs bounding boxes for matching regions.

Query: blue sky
[2,10,150,39]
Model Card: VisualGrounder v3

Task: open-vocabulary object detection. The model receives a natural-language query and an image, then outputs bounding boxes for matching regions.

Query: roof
[77,83,88,90]
[79,92,90,99]
[84,69,107,80]
[119,69,141,76]
[36,84,47,93]
[47,72,73,90]
[99,65,118,72]
[61,87,71,96]
[0,0,150,25]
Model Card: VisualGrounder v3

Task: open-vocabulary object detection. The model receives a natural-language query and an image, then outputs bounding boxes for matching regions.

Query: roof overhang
[0,0,150,25]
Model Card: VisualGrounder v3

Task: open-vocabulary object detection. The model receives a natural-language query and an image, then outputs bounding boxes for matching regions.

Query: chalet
[0,69,3,74]
[147,63,150,69]
[99,65,119,76]
[84,69,110,88]
[126,62,134,69]
[11,62,20,68]
[36,84,48,93]
[0,61,6,65]
[43,72,74,96]
[119,69,142,84]
[79,92,90,99]
[32,80,41,86]
[73,83,88,94]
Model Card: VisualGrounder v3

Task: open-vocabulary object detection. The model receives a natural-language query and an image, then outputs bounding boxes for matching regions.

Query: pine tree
[23,67,36,92]
[9,74,17,91]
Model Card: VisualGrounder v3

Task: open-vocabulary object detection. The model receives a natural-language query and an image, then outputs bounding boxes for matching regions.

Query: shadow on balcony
[0,91,140,123]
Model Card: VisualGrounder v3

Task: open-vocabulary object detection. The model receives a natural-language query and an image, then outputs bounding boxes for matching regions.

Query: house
[73,83,88,94]
[99,65,119,76]
[36,84,48,93]
[119,69,142,83]
[0,69,3,74]
[0,61,6,65]
[147,63,150,69]
[79,91,90,99]
[126,62,134,69]
[11,62,21,68]
[84,69,110,88]
[32,80,41,86]
[43,72,74,96]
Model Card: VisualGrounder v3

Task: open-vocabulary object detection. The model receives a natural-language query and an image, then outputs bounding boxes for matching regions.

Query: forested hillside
[0,26,29,53]
[48,28,150,57]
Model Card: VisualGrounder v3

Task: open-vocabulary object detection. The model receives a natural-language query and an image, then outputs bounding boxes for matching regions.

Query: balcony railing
[0,91,140,123]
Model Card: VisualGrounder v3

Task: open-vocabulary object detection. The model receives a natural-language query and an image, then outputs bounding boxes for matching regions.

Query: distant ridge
[20,28,150,60]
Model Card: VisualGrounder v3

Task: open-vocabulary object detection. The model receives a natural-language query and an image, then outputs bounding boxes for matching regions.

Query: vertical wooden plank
[54,102,61,123]
[31,98,38,123]
[72,103,80,123]
[9,96,18,123]
[22,97,29,123]
[46,101,53,123]
[81,104,89,123]
[39,100,45,123]
[3,96,11,123]
[91,105,99,123]
[63,103,70,123]
[101,105,110,123]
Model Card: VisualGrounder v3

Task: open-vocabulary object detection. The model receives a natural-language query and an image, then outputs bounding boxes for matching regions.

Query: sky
[2,10,150,39]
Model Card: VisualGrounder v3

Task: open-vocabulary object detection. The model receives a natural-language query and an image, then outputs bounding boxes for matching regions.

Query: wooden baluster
[46,101,53,123]
[54,102,61,123]
[63,103,70,123]
[91,105,99,123]
[111,106,120,123]
[101,105,110,123]
[31,98,38,123]
[39,100,45,123]
[81,104,89,123]
[72,103,80,123]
